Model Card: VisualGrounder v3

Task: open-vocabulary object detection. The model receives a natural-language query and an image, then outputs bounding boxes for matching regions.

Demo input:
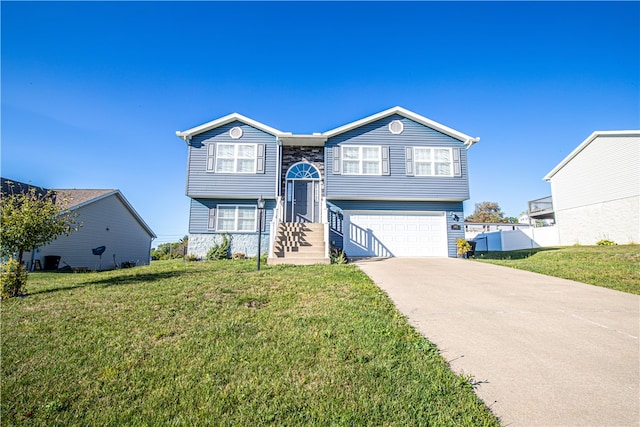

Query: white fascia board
[279,134,327,147]
[176,113,284,142]
[323,106,480,147]
[543,130,640,181]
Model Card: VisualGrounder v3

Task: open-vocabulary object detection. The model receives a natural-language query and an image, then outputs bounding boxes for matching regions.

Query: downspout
[465,136,481,148]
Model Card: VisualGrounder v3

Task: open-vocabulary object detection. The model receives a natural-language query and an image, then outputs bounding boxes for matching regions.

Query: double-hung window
[212,205,257,232]
[342,146,382,175]
[413,147,453,177]
[215,144,257,173]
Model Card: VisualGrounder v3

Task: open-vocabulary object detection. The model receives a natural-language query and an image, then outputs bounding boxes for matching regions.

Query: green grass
[1,260,498,426]
[474,244,640,295]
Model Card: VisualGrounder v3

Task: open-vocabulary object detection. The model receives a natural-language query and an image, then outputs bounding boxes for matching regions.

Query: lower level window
[217,205,256,231]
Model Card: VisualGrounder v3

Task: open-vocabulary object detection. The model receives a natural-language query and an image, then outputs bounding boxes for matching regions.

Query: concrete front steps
[267,222,330,265]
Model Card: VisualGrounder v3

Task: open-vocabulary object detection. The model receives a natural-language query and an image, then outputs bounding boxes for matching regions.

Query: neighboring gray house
[2,179,156,270]
[176,107,479,263]
[543,131,640,245]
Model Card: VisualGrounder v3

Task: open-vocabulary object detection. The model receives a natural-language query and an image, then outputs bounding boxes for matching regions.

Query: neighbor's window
[414,147,453,176]
[215,144,257,173]
[216,205,257,232]
[342,146,382,175]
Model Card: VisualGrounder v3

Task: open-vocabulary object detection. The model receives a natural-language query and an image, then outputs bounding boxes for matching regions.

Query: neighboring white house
[2,179,157,270]
[543,130,640,246]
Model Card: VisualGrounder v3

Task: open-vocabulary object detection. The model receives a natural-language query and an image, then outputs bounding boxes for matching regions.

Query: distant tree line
[151,236,188,260]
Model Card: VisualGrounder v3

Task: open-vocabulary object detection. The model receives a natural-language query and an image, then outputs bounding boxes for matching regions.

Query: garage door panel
[344,212,447,257]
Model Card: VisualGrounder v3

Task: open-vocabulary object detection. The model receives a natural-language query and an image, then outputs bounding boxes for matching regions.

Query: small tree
[1,187,79,266]
[465,201,506,223]
[456,238,472,258]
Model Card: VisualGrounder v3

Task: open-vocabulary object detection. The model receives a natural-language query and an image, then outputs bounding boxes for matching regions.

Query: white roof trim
[176,107,480,148]
[323,106,480,147]
[543,130,640,181]
[176,112,284,142]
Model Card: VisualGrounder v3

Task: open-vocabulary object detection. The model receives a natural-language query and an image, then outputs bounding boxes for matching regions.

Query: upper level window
[413,147,453,176]
[216,144,257,173]
[342,146,382,175]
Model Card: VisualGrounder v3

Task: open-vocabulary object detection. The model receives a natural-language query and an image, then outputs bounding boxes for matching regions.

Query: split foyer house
[176,107,479,264]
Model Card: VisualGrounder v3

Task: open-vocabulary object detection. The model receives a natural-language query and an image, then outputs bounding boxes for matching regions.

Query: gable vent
[389,120,404,134]
[229,126,243,139]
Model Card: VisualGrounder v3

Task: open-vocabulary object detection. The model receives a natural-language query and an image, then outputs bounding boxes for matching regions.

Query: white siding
[37,195,154,269]
[550,135,639,211]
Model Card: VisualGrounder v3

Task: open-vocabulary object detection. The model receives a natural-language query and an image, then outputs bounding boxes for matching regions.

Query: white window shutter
[333,146,341,174]
[405,147,414,176]
[206,144,215,172]
[453,148,461,177]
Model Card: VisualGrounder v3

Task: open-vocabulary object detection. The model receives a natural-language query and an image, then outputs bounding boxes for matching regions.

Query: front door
[286,180,319,223]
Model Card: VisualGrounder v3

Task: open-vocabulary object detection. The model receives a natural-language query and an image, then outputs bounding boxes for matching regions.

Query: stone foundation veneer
[187,233,270,259]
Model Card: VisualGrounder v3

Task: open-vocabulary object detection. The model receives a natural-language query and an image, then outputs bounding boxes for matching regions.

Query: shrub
[184,253,199,262]
[456,238,472,258]
[597,239,617,246]
[330,247,348,264]
[1,259,28,299]
[206,234,232,260]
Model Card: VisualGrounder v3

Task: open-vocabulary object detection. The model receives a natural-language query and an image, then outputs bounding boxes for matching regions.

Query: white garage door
[343,212,448,257]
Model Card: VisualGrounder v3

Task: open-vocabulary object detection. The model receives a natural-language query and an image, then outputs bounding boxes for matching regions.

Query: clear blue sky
[2,1,638,245]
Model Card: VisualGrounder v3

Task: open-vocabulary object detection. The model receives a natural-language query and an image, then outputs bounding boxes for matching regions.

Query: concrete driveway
[356,257,639,427]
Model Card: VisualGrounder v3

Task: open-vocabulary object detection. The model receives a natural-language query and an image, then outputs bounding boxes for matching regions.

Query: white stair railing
[268,197,284,259]
[321,197,330,259]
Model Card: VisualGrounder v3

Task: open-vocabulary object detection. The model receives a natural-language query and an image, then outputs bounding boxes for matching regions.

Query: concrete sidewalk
[356,257,639,426]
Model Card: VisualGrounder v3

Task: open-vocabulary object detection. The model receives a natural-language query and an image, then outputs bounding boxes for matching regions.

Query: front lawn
[474,244,640,295]
[1,260,498,426]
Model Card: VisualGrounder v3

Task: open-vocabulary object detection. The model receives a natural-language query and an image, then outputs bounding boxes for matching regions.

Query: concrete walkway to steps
[355,257,639,426]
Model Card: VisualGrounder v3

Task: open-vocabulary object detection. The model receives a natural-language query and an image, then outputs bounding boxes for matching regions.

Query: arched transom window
[286,162,320,180]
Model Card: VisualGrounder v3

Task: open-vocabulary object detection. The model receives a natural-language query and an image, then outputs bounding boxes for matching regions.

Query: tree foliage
[465,201,510,223]
[151,236,188,260]
[1,186,79,264]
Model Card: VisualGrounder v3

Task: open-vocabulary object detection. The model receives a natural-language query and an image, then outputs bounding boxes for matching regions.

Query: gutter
[175,131,192,145]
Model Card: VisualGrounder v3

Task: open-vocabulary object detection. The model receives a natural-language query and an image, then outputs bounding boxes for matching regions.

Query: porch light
[256,196,265,271]
[450,211,460,222]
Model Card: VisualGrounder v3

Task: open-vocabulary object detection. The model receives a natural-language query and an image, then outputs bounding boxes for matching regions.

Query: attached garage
[343,211,448,257]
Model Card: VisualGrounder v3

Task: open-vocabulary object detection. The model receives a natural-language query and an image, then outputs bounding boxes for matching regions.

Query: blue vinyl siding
[186,121,277,198]
[189,198,274,235]
[325,115,470,201]
[330,200,465,258]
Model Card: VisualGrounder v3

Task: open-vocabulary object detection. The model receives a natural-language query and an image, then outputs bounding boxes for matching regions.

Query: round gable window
[389,120,404,134]
[229,126,243,139]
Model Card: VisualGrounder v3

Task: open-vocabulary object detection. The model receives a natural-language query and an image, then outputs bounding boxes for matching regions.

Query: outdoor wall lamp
[450,212,460,222]
[256,196,265,271]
